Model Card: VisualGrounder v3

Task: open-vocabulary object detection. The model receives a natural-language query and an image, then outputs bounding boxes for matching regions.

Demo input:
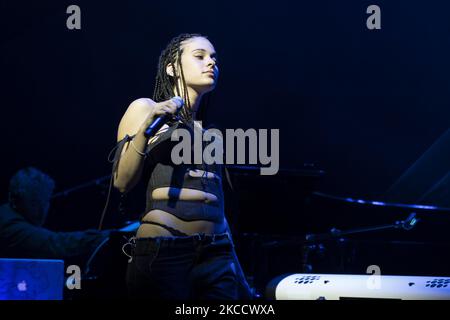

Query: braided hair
[152,33,217,182]
[152,33,211,126]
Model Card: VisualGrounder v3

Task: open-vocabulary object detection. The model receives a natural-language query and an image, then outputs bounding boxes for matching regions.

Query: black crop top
[139,121,225,223]
[144,122,223,192]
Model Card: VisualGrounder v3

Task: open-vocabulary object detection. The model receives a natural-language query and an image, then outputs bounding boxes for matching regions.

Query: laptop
[0,258,64,300]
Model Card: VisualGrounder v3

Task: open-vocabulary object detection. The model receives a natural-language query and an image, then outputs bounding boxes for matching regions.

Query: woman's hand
[138,98,181,134]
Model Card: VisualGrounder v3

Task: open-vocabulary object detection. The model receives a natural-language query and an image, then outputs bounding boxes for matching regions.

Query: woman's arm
[113,98,154,193]
[113,98,179,193]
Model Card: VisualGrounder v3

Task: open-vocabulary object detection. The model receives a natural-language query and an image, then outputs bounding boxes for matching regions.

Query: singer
[113,33,251,299]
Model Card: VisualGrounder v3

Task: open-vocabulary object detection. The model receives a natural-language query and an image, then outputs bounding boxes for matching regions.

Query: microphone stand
[51,174,111,199]
[301,212,420,272]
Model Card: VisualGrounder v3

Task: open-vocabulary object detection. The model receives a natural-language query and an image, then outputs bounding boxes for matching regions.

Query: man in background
[0,167,110,261]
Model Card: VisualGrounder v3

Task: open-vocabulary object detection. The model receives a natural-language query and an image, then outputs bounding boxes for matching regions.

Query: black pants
[126,232,250,300]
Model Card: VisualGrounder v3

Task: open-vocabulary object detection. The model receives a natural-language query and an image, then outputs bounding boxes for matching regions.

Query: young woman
[113,33,250,299]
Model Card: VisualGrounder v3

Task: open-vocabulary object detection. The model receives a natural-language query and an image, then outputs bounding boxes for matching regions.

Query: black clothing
[113,121,225,224]
[112,120,252,299]
[0,203,109,260]
[126,232,244,299]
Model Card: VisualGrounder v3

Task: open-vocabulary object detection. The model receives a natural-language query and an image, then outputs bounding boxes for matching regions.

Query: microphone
[144,96,184,138]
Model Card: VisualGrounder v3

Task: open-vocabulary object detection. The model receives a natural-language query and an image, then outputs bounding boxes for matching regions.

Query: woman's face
[172,37,219,94]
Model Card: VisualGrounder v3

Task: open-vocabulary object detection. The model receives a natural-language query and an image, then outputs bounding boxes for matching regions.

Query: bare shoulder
[117,98,156,141]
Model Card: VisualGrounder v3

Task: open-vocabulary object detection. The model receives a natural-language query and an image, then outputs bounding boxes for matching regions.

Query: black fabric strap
[140,220,189,237]
[110,134,135,177]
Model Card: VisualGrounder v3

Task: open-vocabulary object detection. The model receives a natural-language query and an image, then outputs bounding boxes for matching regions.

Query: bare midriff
[136,170,225,238]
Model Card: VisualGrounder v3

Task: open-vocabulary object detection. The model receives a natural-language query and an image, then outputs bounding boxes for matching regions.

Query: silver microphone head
[171,96,184,110]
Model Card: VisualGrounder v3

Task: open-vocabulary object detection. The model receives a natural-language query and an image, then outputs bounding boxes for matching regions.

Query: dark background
[1,0,450,291]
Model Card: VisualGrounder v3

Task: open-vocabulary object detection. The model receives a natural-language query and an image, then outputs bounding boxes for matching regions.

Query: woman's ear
[166,63,175,77]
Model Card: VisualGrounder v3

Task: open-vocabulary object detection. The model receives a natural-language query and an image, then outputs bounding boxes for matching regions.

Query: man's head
[8,167,55,226]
